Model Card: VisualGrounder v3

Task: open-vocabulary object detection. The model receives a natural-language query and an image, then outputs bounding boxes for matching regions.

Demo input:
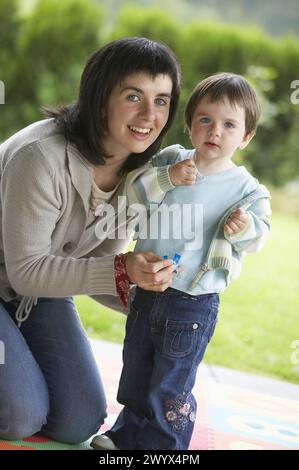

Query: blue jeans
[0,297,106,443]
[107,287,219,450]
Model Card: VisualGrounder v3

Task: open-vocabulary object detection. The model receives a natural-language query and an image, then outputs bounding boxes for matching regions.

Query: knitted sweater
[130,145,271,295]
[0,118,161,321]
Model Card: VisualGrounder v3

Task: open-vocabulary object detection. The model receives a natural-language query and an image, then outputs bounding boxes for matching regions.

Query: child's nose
[208,124,221,137]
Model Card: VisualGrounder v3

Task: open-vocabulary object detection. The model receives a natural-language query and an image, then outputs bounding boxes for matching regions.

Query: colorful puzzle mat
[1,341,298,451]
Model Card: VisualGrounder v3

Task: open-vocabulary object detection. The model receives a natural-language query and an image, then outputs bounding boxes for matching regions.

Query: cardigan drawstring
[15,296,38,327]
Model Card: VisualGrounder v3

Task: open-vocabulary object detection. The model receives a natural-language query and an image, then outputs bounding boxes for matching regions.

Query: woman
[0,37,181,443]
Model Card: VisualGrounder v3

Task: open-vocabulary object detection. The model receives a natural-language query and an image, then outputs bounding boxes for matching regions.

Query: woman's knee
[0,301,50,440]
[0,399,49,441]
[42,404,107,444]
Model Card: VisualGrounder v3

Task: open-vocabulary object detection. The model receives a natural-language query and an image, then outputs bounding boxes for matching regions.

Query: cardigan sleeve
[123,145,185,208]
[1,145,117,297]
[125,164,175,207]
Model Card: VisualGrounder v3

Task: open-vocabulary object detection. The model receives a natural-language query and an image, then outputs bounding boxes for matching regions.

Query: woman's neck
[93,158,124,192]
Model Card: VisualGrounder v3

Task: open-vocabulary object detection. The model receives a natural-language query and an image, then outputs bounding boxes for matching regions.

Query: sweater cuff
[88,256,117,296]
[157,166,176,192]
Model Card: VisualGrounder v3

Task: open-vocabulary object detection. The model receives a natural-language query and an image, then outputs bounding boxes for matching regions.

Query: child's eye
[199,117,210,123]
[127,94,140,102]
[224,121,234,128]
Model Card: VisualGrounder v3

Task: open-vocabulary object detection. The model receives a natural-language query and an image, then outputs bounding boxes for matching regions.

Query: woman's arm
[2,146,117,298]
[2,147,179,300]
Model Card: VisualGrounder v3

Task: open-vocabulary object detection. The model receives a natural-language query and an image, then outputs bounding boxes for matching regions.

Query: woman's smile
[105,72,172,160]
[128,125,152,139]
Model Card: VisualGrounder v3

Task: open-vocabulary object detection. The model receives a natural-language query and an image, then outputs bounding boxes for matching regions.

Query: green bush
[1,1,299,185]
[0,0,104,139]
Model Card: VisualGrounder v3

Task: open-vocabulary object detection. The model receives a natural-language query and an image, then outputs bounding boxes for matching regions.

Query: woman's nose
[139,101,155,121]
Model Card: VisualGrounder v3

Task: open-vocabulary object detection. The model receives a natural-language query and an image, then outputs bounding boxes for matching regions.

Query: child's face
[190,96,254,163]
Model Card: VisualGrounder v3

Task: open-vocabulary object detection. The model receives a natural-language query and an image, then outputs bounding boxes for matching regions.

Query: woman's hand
[168,159,198,186]
[125,251,183,292]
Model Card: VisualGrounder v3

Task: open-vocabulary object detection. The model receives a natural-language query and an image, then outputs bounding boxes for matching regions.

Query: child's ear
[239,131,255,150]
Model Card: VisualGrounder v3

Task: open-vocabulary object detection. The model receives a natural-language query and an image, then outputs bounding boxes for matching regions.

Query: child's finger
[182,176,197,185]
[225,216,244,232]
[228,221,240,232]
[231,211,249,225]
[229,215,245,227]
[183,160,199,174]
[183,159,197,167]
[184,173,197,181]
[232,208,247,219]
[224,224,233,234]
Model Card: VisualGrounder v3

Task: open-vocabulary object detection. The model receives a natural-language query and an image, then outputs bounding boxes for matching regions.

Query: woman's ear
[239,130,255,150]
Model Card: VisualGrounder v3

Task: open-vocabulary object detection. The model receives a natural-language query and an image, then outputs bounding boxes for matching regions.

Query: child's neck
[194,153,237,175]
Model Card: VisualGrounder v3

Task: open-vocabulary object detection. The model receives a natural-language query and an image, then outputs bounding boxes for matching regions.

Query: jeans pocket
[163,319,203,358]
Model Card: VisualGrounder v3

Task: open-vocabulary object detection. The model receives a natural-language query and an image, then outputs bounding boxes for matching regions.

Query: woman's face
[104,72,173,160]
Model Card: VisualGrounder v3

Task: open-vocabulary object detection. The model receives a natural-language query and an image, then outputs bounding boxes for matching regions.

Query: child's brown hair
[185,72,261,136]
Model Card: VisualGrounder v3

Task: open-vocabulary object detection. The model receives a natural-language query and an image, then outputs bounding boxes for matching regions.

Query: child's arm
[224,198,271,253]
[168,159,198,186]
[127,159,198,207]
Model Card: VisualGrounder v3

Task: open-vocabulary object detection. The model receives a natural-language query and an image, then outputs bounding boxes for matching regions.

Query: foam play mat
[0,434,91,451]
[99,357,299,450]
[1,339,298,451]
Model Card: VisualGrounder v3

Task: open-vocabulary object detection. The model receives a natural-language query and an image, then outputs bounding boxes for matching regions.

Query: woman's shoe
[90,434,119,450]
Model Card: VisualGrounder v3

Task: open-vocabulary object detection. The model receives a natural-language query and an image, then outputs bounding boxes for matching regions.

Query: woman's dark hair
[45,37,181,173]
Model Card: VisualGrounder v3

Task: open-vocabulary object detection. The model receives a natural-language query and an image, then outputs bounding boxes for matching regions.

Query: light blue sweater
[132,145,271,295]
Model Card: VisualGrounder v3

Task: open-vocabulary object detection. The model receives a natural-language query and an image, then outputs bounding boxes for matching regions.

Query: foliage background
[1,0,299,185]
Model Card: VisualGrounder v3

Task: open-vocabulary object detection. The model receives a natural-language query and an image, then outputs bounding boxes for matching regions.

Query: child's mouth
[204,142,220,149]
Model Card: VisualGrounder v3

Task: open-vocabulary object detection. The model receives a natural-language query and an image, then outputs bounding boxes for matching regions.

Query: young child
[91,73,271,450]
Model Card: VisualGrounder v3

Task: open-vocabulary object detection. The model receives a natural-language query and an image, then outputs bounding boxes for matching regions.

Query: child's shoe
[90,434,119,450]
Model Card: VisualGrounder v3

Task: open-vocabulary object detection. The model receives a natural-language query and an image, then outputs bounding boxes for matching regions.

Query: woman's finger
[137,263,176,285]
[141,278,173,292]
[135,252,173,272]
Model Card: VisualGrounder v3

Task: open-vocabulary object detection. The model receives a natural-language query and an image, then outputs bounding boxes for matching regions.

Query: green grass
[75,212,299,384]
[203,212,299,384]
[75,295,126,343]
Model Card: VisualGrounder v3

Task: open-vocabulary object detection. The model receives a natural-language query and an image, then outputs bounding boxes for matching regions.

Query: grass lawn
[75,212,299,384]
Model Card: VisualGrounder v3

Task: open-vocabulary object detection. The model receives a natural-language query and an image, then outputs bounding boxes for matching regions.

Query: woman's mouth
[128,125,152,139]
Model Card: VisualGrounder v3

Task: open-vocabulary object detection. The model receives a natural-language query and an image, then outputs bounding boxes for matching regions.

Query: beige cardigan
[0,118,134,320]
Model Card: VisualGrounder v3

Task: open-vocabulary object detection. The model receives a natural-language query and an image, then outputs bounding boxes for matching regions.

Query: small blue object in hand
[163,254,181,273]
[168,253,181,273]
[172,253,181,265]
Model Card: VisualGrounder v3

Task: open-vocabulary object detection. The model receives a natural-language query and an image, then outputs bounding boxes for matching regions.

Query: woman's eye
[127,94,140,102]
[155,97,168,106]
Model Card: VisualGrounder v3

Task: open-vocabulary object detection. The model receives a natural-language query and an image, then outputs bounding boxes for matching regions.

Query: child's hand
[168,159,198,186]
[224,208,250,234]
